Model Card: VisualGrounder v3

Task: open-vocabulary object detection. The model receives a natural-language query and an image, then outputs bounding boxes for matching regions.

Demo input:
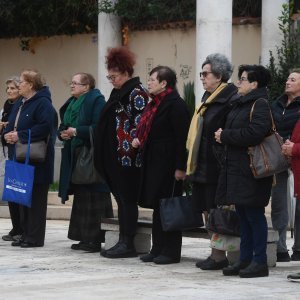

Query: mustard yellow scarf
[186,83,227,175]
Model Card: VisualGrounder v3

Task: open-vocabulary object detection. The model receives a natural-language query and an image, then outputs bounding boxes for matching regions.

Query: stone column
[261,0,288,66]
[195,0,233,103]
[98,0,121,99]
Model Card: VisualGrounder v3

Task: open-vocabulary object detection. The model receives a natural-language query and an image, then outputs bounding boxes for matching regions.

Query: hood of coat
[23,86,52,104]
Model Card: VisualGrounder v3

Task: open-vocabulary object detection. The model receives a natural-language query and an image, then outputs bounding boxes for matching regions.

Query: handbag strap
[89,126,95,150]
[14,102,24,131]
[249,99,276,132]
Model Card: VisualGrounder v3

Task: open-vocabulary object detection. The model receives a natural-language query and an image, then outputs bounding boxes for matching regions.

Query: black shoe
[223,261,251,276]
[195,256,211,268]
[291,251,300,261]
[239,262,269,278]
[140,253,157,262]
[71,242,85,250]
[287,272,300,282]
[104,242,137,259]
[80,242,101,253]
[20,242,44,248]
[11,240,23,246]
[2,234,14,241]
[153,255,180,265]
[277,251,291,262]
[199,257,229,270]
[100,241,122,257]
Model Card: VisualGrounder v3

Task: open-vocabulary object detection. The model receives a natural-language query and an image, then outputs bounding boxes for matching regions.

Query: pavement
[0,217,300,300]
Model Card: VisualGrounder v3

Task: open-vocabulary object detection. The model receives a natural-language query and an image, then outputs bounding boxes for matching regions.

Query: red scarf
[136,88,173,149]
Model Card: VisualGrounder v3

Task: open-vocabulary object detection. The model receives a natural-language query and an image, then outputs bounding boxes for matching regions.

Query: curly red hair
[106,46,136,76]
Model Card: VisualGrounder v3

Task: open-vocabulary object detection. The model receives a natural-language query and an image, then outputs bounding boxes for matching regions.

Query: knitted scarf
[186,83,227,175]
[136,87,173,149]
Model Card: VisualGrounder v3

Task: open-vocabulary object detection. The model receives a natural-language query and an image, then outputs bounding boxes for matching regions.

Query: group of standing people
[1,47,300,281]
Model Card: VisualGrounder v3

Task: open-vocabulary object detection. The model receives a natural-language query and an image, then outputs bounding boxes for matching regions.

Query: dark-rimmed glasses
[199,71,213,78]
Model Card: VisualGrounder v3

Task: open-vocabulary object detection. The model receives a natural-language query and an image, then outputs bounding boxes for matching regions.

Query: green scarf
[63,94,85,147]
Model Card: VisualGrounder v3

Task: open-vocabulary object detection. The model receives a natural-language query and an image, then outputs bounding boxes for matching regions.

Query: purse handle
[249,99,276,132]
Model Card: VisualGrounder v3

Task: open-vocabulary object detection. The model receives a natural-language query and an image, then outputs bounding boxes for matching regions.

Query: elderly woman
[94,47,149,258]
[132,66,190,264]
[215,65,273,278]
[186,53,238,270]
[271,68,300,262]
[1,76,23,242]
[58,72,113,253]
[3,69,57,248]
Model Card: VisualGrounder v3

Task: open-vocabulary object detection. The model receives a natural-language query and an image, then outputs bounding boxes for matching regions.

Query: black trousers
[20,183,49,245]
[8,202,23,236]
[151,206,182,259]
[114,193,138,238]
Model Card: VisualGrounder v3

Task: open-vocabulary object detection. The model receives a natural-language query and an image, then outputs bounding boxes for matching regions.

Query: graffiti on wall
[180,64,192,80]
[146,58,154,80]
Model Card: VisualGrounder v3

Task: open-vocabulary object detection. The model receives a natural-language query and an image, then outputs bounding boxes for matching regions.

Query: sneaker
[287,272,300,282]
[277,251,291,262]
[223,261,251,276]
[239,262,269,278]
[199,257,229,270]
[291,251,300,261]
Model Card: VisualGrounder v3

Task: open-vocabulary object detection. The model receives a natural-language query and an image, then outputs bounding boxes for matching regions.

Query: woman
[282,120,300,260]
[3,69,56,247]
[132,66,190,264]
[215,65,273,278]
[58,72,113,253]
[1,76,23,242]
[186,53,238,270]
[270,68,300,262]
[284,120,300,281]
[94,47,149,258]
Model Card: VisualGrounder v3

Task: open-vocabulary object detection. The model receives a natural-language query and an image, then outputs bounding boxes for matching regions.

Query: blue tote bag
[2,129,35,207]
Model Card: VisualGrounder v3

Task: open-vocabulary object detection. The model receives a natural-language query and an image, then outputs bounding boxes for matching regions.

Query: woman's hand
[282,139,294,157]
[4,131,19,144]
[175,169,186,181]
[132,138,141,148]
[60,127,76,140]
[214,128,223,144]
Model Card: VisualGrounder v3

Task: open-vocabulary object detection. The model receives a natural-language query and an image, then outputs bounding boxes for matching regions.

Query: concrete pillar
[261,0,288,66]
[98,0,121,99]
[195,0,233,103]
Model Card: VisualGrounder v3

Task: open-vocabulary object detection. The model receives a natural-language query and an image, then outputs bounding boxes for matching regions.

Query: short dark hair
[238,65,271,88]
[74,72,96,89]
[150,66,177,89]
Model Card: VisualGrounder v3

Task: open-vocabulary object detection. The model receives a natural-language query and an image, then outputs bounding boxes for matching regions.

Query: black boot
[104,235,137,259]
[223,261,250,276]
[239,261,269,278]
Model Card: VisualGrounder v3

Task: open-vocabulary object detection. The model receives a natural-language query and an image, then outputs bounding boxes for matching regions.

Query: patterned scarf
[136,87,173,149]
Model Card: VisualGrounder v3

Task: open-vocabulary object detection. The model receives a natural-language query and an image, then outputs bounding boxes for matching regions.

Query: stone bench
[101,218,279,267]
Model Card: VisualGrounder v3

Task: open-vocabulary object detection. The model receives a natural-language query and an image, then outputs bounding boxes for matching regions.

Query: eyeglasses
[199,71,213,78]
[70,81,86,86]
[106,74,121,81]
[238,77,249,83]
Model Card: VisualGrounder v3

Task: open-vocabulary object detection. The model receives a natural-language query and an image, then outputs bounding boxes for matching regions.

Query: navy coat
[4,86,57,184]
[216,88,273,207]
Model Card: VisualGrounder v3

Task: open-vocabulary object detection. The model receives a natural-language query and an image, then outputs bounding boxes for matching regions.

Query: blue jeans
[271,171,289,253]
[236,205,268,264]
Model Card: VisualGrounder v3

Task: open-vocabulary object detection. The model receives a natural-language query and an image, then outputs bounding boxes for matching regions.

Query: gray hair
[6,76,20,87]
[202,53,233,82]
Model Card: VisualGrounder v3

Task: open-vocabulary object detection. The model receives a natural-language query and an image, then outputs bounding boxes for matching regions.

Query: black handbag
[160,182,204,231]
[248,99,290,178]
[71,127,103,184]
[206,206,240,237]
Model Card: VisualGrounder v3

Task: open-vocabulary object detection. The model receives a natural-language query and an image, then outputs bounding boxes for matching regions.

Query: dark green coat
[58,89,109,203]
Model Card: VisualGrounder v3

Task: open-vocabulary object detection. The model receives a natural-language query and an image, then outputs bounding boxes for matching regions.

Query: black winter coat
[216,88,273,207]
[190,83,239,183]
[138,90,190,209]
[271,94,300,140]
